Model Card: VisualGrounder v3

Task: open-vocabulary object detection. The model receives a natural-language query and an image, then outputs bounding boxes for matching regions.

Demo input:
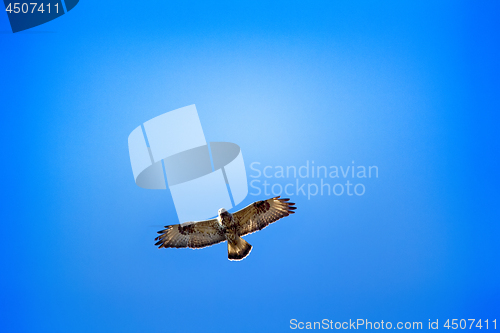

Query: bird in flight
[155,196,296,261]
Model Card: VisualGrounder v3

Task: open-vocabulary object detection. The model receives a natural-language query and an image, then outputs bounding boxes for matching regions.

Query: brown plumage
[155,196,296,260]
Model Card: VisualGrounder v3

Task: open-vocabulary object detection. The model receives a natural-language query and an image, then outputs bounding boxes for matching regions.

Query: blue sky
[1,1,499,332]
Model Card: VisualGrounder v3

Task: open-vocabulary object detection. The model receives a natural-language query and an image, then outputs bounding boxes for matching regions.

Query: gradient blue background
[1,1,498,332]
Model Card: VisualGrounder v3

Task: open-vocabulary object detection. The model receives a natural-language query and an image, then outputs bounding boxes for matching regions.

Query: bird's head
[217,208,230,225]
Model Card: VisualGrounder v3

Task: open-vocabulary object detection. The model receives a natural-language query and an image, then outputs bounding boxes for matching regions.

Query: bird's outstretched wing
[233,196,296,236]
[155,219,225,249]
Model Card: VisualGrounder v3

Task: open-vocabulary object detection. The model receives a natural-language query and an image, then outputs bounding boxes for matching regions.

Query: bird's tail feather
[228,236,252,261]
